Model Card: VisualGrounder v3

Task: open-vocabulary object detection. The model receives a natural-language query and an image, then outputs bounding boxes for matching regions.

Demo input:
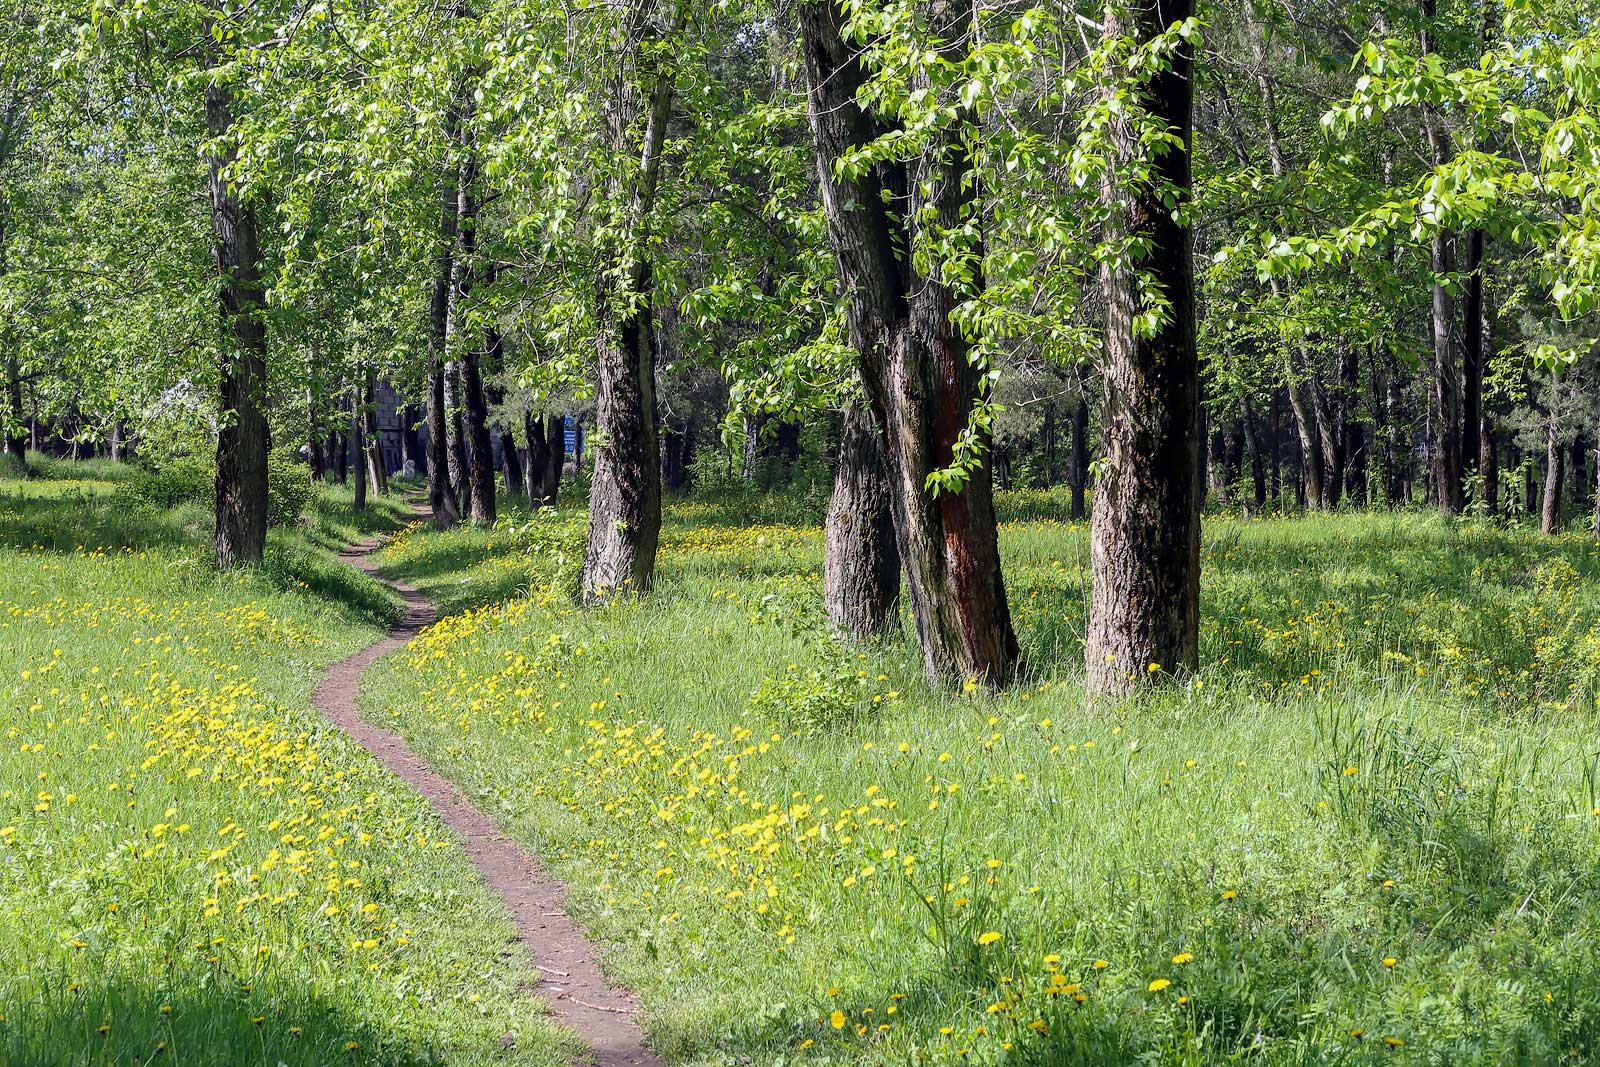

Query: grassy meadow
[361,490,1600,1066]
[0,459,573,1067]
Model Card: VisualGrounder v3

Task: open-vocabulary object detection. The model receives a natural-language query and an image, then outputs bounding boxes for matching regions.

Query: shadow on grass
[1,970,466,1067]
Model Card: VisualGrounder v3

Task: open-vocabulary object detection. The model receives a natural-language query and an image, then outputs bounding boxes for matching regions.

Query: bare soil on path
[312,526,663,1067]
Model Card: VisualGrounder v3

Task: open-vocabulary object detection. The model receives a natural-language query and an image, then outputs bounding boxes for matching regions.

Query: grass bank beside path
[363,490,1600,1066]
[0,458,573,1067]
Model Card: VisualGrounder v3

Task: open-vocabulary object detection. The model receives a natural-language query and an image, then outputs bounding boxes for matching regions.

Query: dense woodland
[2,0,1600,698]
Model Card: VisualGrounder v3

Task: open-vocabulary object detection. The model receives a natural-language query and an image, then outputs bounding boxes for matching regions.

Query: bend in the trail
[313,523,664,1067]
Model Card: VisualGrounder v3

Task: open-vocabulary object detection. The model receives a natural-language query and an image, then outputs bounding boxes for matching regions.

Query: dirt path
[312,530,664,1067]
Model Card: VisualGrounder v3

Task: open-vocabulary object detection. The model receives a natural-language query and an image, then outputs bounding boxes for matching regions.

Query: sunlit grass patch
[0,466,572,1067]
[361,496,1600,1065]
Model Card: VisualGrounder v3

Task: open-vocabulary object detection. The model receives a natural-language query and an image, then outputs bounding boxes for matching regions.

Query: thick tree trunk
[581,13,678,602]
[1070,394,1089,520]
[800,0,1019,685]
[542,415,565,505]
[460,354,494,520]
[206,73,269,568]
[526,411,551,506]
[445,363,471,505]
[585,295,661,596]
[825,407,901,639]
[362,369,389,495]
[1085,0,1199,697]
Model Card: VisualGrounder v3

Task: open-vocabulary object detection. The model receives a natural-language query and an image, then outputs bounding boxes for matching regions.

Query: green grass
[359,490,1600,1065]
[0,460,573,1067]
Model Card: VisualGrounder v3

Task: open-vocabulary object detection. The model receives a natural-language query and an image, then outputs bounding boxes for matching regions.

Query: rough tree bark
[581,3,682,601]
[205,58,269,569]
[799,0,1018,685]
[825,405,901,639]
[1085,0,1200,697]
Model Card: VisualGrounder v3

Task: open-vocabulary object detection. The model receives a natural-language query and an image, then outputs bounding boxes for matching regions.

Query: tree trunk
[799,0,1019,686]
[351,383,367,512]
[543,415,565,505]
[4,355,29,469]
[1085,0,1199,697]
[1286,377,1325,509]
[1269,389,1282,504]
[1070,393,1089,520]
[1206,417,1225,505]
[1423,0,1462,514]
[1315,371,1343,508]
[581,12,679,602]
[1462,229,1484,486]
[1042,401,1057,486]
[526,411,551,507]
[331,430,347,484]
[363,368,389,495]
[206,70,269,568]
[426,99,462,527]
[1543,380,1563,535]
[453,125,495,526]
[1341,343,1366,505]
[825,406,901,639]
[502,428,525,499]
[1243,397,1266,509]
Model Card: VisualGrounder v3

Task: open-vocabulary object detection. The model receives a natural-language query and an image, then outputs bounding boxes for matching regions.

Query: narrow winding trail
[312,528,664,1067]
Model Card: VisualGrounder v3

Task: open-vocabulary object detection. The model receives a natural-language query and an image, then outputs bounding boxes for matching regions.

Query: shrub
[116,450,311,528]
[266,449,312,528]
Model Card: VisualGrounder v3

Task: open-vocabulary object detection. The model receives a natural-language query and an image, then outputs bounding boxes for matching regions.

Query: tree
[580,0,685,601]
[204,7,270,568]
[797,0,1018,686]
[1084,3,1202,697]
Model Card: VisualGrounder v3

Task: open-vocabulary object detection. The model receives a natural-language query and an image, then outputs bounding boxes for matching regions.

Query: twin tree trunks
[797,0,1200,695]
[800,0,1018,685]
